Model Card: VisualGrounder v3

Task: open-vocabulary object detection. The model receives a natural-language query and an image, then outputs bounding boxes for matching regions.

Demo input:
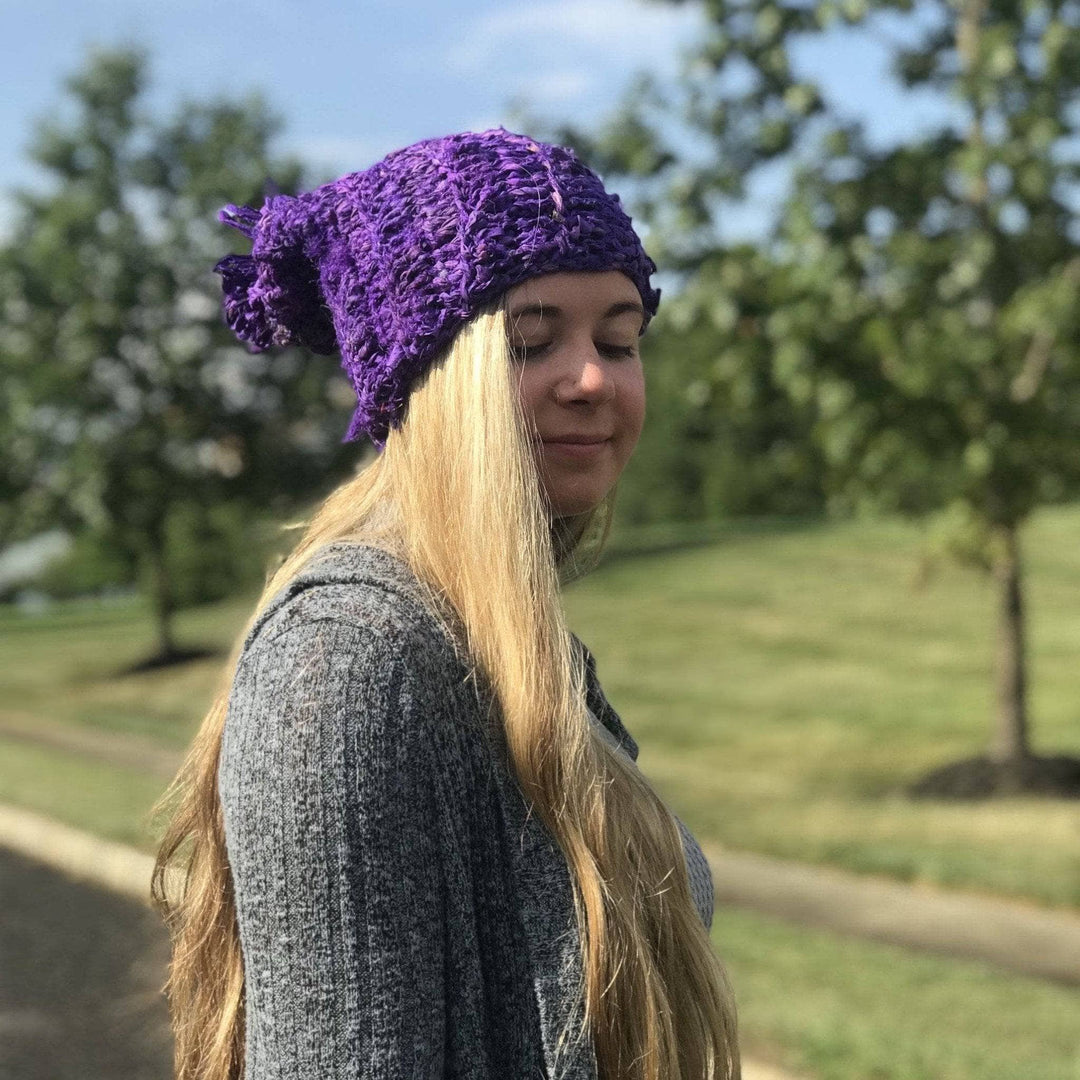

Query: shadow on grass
[121,646,222,676]
[908,753,1080,800]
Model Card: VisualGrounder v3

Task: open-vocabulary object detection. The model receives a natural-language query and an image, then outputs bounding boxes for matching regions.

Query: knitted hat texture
[214,128,660,447]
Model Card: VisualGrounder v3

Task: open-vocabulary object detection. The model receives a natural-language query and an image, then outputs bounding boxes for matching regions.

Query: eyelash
[511,343,637,361]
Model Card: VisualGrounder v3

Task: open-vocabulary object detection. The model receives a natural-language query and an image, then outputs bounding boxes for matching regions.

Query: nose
[553,343,615,405]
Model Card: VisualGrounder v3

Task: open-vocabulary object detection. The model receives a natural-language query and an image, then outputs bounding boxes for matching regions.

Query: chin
[545,487,609,518]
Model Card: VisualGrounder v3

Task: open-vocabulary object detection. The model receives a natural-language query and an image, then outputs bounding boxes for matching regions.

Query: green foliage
[150,498,274,606]
[0,47,359,642]
[30,500,274,606]
[34,530,138,600]
[617,246,828,524]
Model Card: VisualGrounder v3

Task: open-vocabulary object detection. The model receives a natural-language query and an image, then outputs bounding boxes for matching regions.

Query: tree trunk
[990,522,1031,771]
[146,536,176,660]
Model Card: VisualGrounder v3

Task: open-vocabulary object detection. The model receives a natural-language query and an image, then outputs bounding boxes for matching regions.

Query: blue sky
[0,0,959,241]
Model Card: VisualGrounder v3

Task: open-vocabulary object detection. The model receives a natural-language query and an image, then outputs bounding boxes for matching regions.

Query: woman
[152,128,740,1080]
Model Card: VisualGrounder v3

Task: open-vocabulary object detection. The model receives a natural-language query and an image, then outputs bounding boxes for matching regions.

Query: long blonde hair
[151,301,740,1080]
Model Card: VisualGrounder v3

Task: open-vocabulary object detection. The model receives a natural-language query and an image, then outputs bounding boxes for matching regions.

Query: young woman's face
[508,270,648,518]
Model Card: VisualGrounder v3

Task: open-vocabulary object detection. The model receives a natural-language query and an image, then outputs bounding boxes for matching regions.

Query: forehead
[506,270,641,314]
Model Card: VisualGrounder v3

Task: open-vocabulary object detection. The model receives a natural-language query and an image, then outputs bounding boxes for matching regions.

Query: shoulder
[227,543,481,750]
[242,541,467,678]
[220,558,492,824]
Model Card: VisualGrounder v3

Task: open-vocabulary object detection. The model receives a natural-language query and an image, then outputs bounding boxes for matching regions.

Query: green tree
[0,48,359,661]
[616,245,828,525]
[576,0,1080,795]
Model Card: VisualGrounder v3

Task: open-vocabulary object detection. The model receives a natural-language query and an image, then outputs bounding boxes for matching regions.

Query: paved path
[0,844,172,1080]
[0,711,182,780]
[702,841,1080,987]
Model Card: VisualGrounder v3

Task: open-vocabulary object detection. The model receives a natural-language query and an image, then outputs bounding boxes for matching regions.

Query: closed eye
[509,341,638,361]
[598,343,637,359]
[509,341,551,361]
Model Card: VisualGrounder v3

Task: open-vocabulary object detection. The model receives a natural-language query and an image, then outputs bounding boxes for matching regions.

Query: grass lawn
[0,736,169,851]
[2,507,1079,909]
[716,904,1080,1080]
[0,590,252,749]
[564,508,1080,911]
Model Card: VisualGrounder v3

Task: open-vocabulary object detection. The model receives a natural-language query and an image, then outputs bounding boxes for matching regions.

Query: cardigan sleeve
[219,617,453,1079]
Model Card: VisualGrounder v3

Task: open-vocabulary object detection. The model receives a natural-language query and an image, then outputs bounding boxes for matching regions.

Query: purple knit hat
[214,127,660,448]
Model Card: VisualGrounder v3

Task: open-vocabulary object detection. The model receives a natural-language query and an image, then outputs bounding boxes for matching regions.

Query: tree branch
[1010,256,1080,403]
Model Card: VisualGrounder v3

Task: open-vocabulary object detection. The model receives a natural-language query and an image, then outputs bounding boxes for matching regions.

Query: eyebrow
[508,300,645,322]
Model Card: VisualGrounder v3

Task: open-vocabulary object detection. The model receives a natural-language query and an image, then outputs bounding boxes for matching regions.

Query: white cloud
[447,0,703,75]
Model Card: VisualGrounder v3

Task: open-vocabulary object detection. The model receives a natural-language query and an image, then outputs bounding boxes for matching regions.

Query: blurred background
[1,1,1079,1078]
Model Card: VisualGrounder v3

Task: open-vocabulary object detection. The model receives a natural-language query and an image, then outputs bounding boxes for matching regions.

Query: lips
[541,435,612,445]
[540,437,611,460]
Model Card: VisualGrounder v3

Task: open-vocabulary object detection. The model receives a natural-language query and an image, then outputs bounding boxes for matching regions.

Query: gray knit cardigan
[219,540,714,1079]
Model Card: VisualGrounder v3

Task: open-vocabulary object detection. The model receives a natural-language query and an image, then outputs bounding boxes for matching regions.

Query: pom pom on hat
[214,200,336,356]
